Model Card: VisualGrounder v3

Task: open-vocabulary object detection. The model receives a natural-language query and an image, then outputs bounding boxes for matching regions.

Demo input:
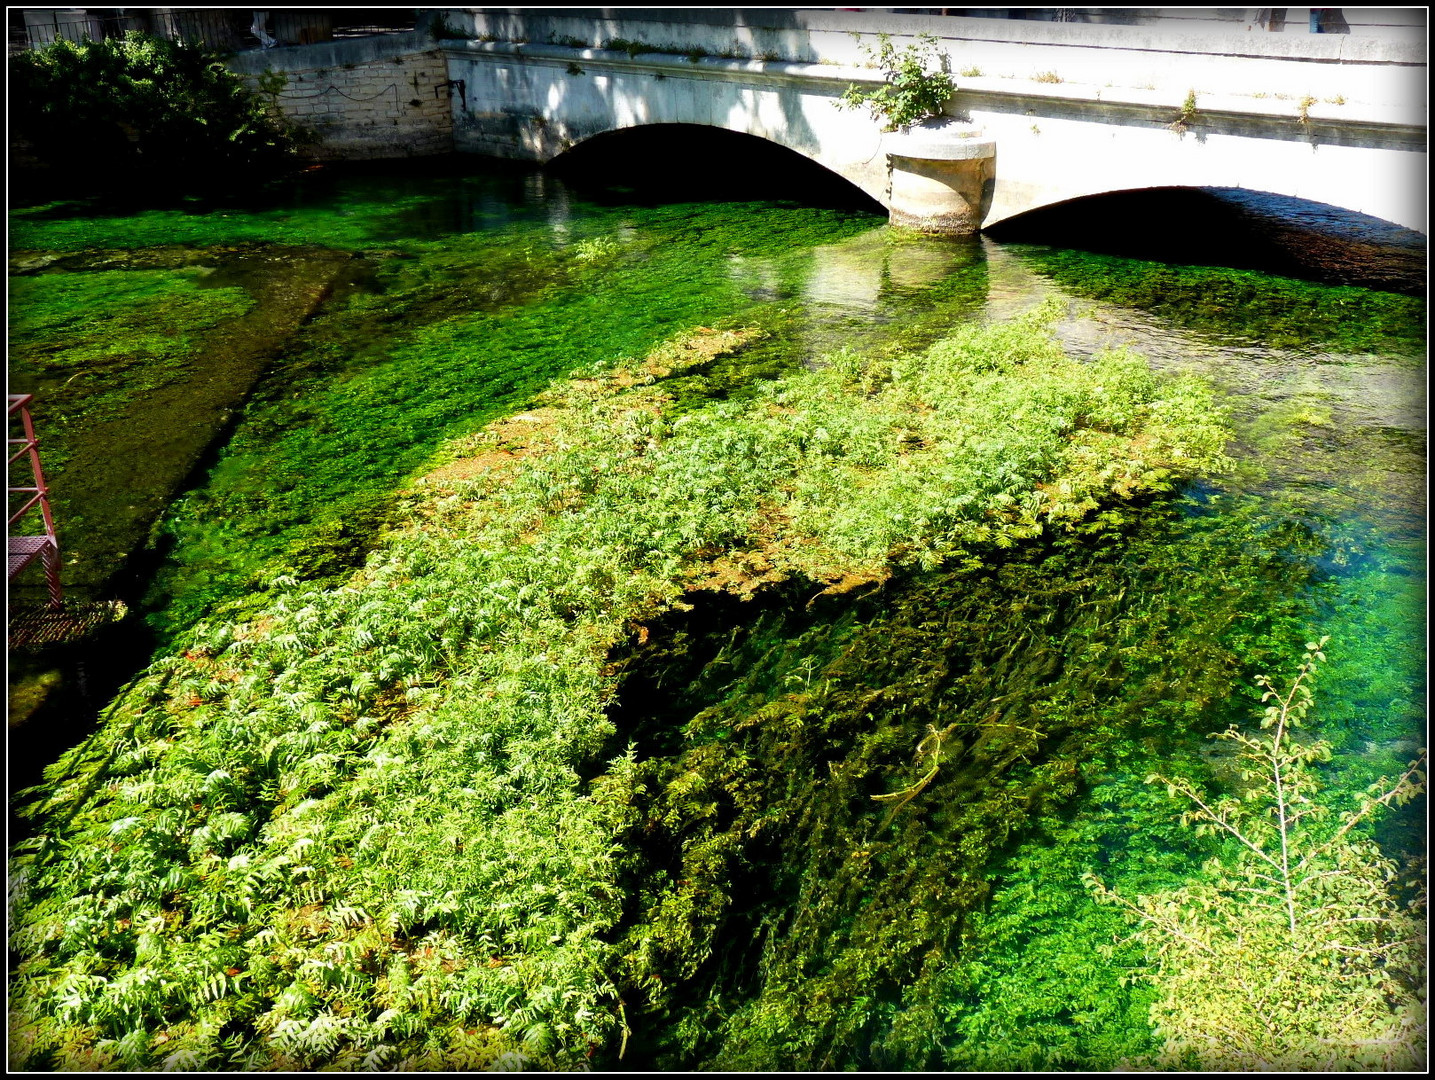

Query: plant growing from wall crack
[1169,89,1198,135]
[838,32,956,132]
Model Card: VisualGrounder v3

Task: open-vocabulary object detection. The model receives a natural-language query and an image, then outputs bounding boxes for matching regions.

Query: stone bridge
[428,7,1426,235]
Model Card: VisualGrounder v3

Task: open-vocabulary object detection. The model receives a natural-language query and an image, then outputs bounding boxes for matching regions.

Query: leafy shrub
[1089,640,1428,1070]
[839,32,956,132]
[9,32,299,194]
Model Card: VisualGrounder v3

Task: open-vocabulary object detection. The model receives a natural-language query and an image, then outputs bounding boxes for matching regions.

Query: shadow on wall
[544,124,886,211]
[470,47,840,173]
[452,8,815,61]
[985,186,1425,294]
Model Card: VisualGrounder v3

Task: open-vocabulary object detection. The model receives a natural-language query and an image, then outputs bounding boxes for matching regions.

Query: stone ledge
[440,39,882,89]
[792,10,1426,66]
[884,120,994,162]
[441,40,1424,135]
[956,74,1425,128]
[954,85,1425,145]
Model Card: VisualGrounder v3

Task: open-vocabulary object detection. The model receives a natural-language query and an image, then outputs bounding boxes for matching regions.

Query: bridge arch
[982,171,1424,235]
[439,20,1425,237]
[445,44,898,209]
[547,122,886,211]
[967,99,1425,235]
[986,185,1426,292]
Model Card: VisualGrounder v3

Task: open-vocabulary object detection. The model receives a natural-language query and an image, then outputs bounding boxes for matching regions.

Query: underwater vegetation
[1010,246,1426,356]
[7,254,354,595]
[8,164,1425,1071]
[10,309,1275,1070]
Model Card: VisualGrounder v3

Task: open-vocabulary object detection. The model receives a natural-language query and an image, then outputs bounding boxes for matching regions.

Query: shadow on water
[987,186,1426,296]
[546,124,888,213]
[8,617,160,837]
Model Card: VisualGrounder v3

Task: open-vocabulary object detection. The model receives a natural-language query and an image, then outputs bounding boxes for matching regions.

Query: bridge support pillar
[886,121,995,236]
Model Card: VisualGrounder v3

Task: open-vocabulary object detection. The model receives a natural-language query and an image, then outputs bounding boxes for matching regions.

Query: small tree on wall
[9,31,299,195]
[838,32,956,132]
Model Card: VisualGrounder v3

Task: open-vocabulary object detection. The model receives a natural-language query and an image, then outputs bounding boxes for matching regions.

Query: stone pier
[884,121,997,235]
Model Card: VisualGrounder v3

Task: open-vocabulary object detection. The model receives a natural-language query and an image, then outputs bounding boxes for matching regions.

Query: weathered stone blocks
[236,44,454,161]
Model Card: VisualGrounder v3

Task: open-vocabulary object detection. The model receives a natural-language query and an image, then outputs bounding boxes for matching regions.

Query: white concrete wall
[444,43,894,202]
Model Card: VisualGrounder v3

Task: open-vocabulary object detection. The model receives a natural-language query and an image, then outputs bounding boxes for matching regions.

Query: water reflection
[799,242,884,310]
[706,213,1423,550]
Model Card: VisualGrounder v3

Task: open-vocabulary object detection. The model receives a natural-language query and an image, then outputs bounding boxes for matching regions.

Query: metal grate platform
[9,600,128,651]
[8,534,55,579]
[9,394,63,609]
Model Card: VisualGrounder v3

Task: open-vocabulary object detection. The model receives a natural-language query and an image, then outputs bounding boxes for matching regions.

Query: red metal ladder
[8,394,63,610]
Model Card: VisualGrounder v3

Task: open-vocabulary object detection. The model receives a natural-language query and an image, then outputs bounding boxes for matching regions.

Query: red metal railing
[8,394,63,609]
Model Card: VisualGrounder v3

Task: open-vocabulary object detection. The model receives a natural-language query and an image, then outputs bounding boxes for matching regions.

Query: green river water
[8,160,1425,1070]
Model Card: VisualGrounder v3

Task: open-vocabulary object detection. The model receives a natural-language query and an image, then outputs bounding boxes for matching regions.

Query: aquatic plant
[929,762,1191,1070]
[1011,248,1426,354]
[139,205,884,640]
[1089,640,1428,1070]
[8,270,255,472]
[9,310,1231,1069]
[620,479,1344,1070]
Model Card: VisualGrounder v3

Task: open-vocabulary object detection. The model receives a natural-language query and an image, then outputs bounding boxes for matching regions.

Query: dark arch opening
[546,123,886,213]
[986,187,1425,295]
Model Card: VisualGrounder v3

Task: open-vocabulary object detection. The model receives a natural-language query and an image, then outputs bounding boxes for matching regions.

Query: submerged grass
[9,307,1233,1070]
[1012,247,1426,356]
[8,269,255,476]
[138,200,888,640]
[619,483,1339,1070]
